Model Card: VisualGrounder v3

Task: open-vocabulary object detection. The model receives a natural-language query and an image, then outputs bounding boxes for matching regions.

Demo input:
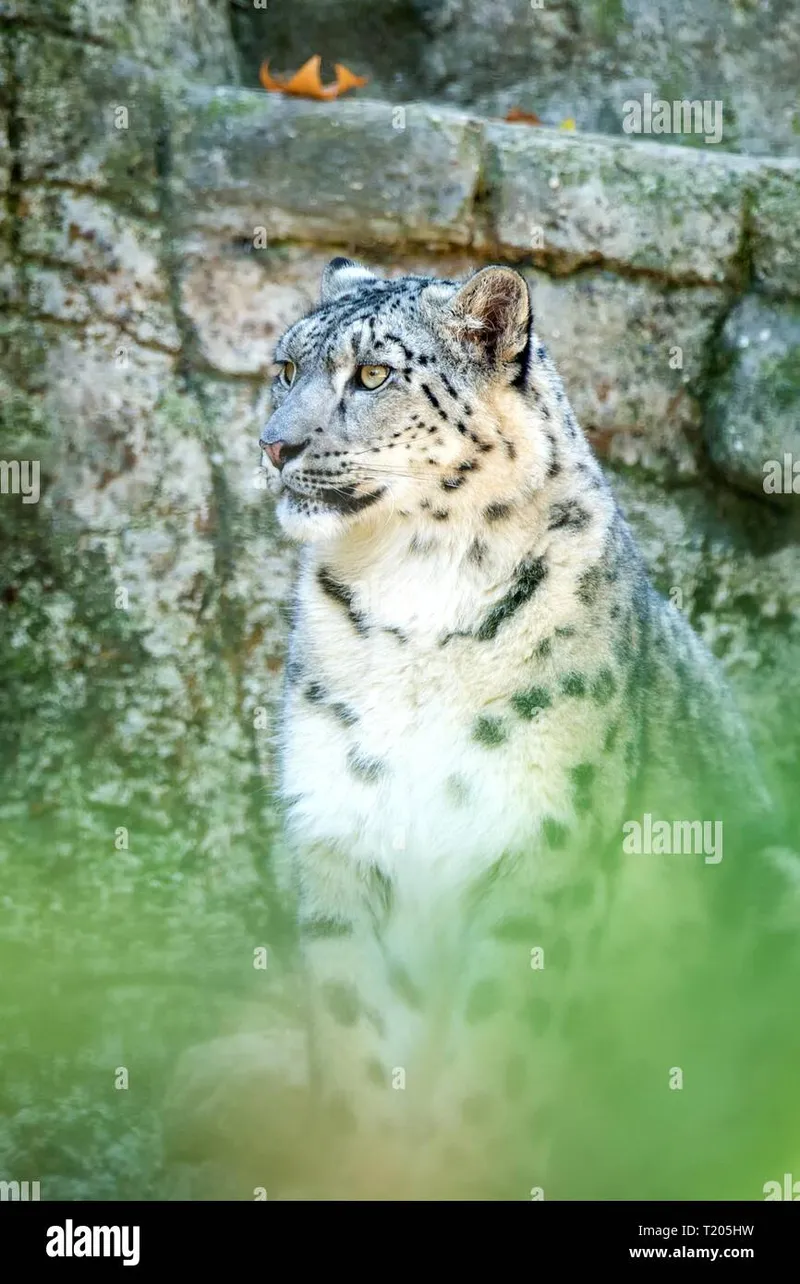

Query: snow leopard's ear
[445,266,532,368]
[320,257,377,304]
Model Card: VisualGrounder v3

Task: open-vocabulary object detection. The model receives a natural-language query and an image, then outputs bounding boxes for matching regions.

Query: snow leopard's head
[260,258,556,542]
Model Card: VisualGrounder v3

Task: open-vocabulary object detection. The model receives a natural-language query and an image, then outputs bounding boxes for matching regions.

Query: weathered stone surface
[174,91,483,248]
[179,244,319,379]
[168,93,800,302]
[479,125,751,284]
[704,295,800,500]
[5,0,240,81]
[524,270,722,476]
[11,34,163,213]
[750,162,800,300]
[18,188,179,351]
[231,0,800,159]
[0,1,291,1200]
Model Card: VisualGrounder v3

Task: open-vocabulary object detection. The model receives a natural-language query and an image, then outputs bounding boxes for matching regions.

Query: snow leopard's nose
[262,439,309,470]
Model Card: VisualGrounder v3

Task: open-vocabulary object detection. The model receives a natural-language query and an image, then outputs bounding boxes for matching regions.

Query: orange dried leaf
[505,107,543,125]
[259,54,367,100]
[259,60,290,92]
[333,63,369,93]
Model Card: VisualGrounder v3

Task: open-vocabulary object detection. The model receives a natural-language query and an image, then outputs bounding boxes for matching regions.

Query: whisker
[301,466,425,482]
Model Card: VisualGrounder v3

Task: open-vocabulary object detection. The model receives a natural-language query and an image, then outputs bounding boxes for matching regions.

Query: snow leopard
[256,258,798,1200]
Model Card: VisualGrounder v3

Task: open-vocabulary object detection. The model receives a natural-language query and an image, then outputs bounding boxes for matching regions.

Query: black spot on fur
[484,501,513,523]
[330,701,359,726]
[468,537,487,566]
[510,686,551,719]
[347,749,387,783]
[323,982,361,1027]
[491,915,543,942]
[304,917,353,939]
[475,555,548,641]
[431,508,450,521]
[561,672,586,697]
[548,502,591,532]
[465,979,502,1024]
[591,668,617,706]
[317,566,368,635]
[367,865,394,920]
[385,334,414,361]
[422,383,443,413]
[286,657,305,684]
[304,682,327,704]
[603,721,620,753]
[555,625,576,639]
[571,762,596,813]
[442,474,466,490]
[472,715,508,748]
[536,636,552,660]
[543,818,569,850]
[545,431,561,478]
[445,774,471,806]
[577,564,603,606]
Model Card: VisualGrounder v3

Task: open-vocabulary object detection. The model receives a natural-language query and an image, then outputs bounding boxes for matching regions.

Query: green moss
[590,0,625,42]
[766,347,800,410]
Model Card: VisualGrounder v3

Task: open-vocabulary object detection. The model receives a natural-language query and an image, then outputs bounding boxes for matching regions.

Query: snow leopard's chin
[276,484,387,543]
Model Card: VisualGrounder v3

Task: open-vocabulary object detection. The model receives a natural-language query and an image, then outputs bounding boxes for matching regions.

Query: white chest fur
[280,534,589,905]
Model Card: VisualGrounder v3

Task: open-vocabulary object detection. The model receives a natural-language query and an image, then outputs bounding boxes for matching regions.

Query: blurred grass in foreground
[0,718,798,1201]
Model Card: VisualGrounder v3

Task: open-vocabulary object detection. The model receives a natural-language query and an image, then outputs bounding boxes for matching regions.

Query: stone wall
[232,0,800,157]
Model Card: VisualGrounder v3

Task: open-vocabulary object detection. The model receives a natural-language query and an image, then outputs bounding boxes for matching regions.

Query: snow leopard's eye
[357,364,391,390]
[280,360,297,387]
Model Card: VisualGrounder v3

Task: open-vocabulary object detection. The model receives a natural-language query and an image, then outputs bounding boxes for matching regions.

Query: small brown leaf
[505,107,543,126]
[259,54,367,100]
